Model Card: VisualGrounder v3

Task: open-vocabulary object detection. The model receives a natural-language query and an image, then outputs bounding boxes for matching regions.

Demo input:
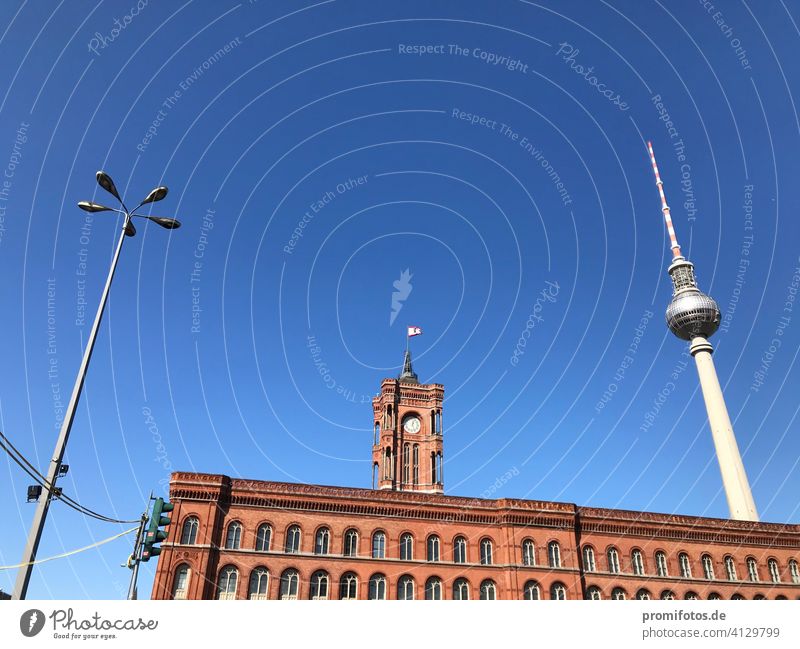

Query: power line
[0,526,137,570]
[0,430,140,524]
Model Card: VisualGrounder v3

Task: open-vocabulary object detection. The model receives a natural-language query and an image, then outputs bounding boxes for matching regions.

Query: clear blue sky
[0,0,798,599]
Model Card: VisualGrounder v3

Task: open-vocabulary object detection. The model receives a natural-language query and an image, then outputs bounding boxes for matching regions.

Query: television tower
[647,141,759,522]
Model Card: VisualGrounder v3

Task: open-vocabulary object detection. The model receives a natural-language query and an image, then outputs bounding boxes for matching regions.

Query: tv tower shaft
[647,141,758,522]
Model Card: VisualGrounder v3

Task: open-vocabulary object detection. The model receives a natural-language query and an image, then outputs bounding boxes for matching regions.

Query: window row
[581,545,800,584]
[172,565,570,600]
[181,517,564,567]
[585,586,795,601]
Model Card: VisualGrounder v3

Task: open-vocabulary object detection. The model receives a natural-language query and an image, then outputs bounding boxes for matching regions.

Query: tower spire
[647,141,758,522]
[398,349,418,383]
[647,140,682,261]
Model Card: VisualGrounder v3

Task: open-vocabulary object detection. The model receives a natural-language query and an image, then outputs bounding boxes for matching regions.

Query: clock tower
[371,351,444,493]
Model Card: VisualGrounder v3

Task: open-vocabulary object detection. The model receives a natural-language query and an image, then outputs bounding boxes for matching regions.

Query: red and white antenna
[647,141,682,260]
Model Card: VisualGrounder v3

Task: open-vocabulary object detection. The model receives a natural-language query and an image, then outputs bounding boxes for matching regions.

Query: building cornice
[167,472,800,548]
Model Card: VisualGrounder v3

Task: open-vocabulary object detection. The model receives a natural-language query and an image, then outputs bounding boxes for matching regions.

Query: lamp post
[12,171,181,600]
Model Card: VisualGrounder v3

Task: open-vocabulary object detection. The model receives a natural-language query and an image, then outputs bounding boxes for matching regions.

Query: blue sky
[0,0,799,599]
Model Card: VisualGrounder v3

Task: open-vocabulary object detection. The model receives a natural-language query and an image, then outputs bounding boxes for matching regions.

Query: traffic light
[141,497,174,562]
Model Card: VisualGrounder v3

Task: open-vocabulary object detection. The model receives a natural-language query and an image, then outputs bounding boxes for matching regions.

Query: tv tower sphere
[664,259,721,340]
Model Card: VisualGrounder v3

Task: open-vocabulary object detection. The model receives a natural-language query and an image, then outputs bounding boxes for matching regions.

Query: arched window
[374,422,380,445]
[255,524,271,552]
[372,531,386,559]
[453,578,470,600]
[611,587,627,600]
[310,570,329,600]
[725,556,737,581]
[524,580,541,600]
[372,462,378,488]
[280,569,299,600]
[480,579,497,600]
[731,594,745,600]
[412,445,419,485]
[660,590,675,600]
[790,559,800,584]
[708,592,721,600]
[339,572,358,600]
[217,566,238,600]
[400,533,414,560]
[314,527,330,555]
[679,552,692,578]
[480,538,493,565]
[548,541,561,568]
[702,554,715,580]
[172,564,190,599]
[586,585,601,600]
[430,452,437,484]
[550,582,567,600]
[607,547,620,574]
[249,567,269,600]
[656,551,668,577]
[397,575,415,600]
[453,536,467,564]
[225,521,242,550]
[436,452,443,484]
[522,539,535,566]
[425,577,442,600]
[632,549,645,576]
[285,525,301,553]
[753,594,766,600]
[636,589,651,600]
[180,517,198,545]
[583,546,596,572]
[343,529,359,557]
[368,574,386,600]
[427,535,440,562]
[402,443,410,484]
[685,592,699,600]
[383,447,392,480]
[768,558,780,583]
[747,557,759,582]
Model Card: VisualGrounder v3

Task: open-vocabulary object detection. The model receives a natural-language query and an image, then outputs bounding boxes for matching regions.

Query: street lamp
[13,171,181,600]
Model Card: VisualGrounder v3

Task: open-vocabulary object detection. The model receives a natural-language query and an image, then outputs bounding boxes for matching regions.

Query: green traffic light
[141,497,173,563]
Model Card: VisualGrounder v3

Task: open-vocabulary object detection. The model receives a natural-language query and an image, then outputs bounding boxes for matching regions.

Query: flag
[407,326,422,337]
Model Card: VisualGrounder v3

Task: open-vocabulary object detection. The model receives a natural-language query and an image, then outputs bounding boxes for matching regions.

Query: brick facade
[151,474,800,600]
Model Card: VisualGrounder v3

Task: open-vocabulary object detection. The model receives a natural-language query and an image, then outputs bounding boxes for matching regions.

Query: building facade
[151,355,800,601]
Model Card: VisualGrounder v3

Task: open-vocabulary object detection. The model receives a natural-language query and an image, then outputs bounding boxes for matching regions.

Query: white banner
[1,601,798,648]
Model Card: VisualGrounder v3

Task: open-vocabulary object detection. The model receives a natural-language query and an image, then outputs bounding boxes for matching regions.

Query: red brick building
[151,355,800,600]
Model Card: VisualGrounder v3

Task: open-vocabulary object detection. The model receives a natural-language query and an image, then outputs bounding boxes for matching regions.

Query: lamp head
[96,171,121,201]
[78,201,115,213]
[146,216,181,229]
[141,186,168,205]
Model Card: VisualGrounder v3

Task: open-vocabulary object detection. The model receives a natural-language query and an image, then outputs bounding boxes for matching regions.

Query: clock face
[403,416,421,433]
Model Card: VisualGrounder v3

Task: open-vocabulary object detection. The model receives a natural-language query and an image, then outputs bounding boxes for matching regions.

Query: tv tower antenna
[647,141,759,522]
